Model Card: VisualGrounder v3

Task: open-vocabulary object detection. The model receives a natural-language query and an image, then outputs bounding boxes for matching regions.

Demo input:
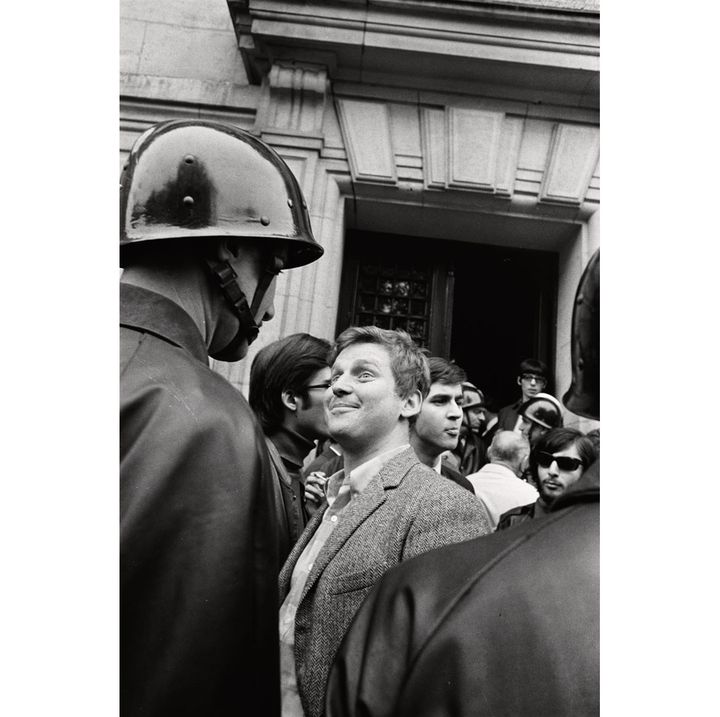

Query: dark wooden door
[335,230,557,407]
[336,231,454,355]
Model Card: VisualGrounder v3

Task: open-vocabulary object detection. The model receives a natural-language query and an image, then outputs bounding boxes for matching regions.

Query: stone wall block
[540,123,600,205]
[388,103,422,165]
[120,19,146,74]
[336,99,397,184]
[421,107,446,189]
[138,24,243,82]
[447,107,503,191]
[307,171,345,340]
[495,116,524,196]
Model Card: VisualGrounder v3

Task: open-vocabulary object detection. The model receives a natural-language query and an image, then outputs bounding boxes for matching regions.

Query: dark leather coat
[326,460,600,717]
[120,283,280,716]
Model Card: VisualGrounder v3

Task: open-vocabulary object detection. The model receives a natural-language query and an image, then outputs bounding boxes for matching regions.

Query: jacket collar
[120,282,208,364]
[376,446,423,488]
[268,426,316,472]
[278,445,421,600]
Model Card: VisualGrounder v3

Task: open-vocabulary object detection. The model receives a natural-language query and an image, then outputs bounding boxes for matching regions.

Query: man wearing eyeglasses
[495,358,549,433]
[249,332,332,564]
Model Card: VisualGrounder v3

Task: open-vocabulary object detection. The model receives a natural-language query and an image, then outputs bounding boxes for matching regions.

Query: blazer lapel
[298,477,386,604]
[298,447,420,603]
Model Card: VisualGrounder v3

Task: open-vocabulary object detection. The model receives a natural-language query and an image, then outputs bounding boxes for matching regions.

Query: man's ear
[214,237,242,262]
[281,389,298,412]
[517,376,522,388]
[400,390,422,419]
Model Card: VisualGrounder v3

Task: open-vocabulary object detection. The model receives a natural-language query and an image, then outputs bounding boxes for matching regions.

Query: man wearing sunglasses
[249,332,332,564]
[496,427,596,530]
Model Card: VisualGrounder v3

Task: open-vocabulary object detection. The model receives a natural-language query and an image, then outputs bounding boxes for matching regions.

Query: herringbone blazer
[278,446,492,717]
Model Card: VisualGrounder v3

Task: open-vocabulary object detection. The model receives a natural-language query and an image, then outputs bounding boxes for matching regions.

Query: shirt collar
[120,282,208,364]
[325,444,410,506]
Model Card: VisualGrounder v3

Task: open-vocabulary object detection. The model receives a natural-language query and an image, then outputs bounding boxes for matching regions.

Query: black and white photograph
[6,2,718,715]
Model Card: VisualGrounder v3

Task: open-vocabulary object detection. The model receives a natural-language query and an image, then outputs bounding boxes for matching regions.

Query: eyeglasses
[536,451,584,471]
[521,374,546,384]
[304,382,331,391]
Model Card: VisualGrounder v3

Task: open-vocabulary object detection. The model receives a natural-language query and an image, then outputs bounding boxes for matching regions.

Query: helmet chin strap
[206,253,284,360]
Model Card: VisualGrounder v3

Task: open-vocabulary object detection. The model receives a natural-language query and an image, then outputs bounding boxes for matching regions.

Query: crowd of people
[120,120,599,716]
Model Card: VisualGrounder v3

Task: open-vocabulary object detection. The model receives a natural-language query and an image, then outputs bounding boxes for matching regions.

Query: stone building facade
[120,0,599,428]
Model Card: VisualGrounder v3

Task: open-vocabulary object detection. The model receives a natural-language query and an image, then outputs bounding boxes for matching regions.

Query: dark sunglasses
[536,451,584,471]
[305,382,331,391]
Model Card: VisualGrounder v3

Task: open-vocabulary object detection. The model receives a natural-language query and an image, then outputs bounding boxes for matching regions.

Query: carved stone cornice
[335,96,598,212]
[254,62,329,141]
[227,0,598,106]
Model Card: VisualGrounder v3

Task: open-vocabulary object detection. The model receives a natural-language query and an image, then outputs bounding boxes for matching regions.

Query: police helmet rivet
[183,196,195,207]
[287,198,294,208]
[260,216,270,226]
[184,155,195,164]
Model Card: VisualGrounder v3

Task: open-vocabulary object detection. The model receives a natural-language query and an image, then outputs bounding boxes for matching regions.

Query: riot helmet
[120,120,323,268]
[563,249,599,420]
[461,382,484,410]
[120,120,324,353]
[519,394,564,431]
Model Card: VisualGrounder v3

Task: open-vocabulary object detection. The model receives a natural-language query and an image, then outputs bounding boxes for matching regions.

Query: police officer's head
[460,382,485,435]
[120,120,323,361]
[518,393,564,448]
[563,249,599,421]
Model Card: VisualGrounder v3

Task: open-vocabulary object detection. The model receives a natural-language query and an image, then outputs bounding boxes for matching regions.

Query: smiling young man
[410,357,474,492]
[278,327,491,717]
[325,250,601,717]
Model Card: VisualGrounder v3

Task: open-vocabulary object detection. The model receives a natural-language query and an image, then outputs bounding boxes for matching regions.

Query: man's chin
[210,338,249,362]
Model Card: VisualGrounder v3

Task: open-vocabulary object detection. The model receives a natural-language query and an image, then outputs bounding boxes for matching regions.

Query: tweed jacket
[326,460,600,717]
[278,446,492,717]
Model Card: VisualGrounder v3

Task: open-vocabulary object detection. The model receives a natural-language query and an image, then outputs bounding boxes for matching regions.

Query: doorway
[336,230,557,409]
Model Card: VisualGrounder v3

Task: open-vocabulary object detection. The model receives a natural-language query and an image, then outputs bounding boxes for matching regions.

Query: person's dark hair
[330,326,431,400]
[518,357,548,379]
[249,333,332,433]
[427,357,467,387]
[529,427,596,482]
